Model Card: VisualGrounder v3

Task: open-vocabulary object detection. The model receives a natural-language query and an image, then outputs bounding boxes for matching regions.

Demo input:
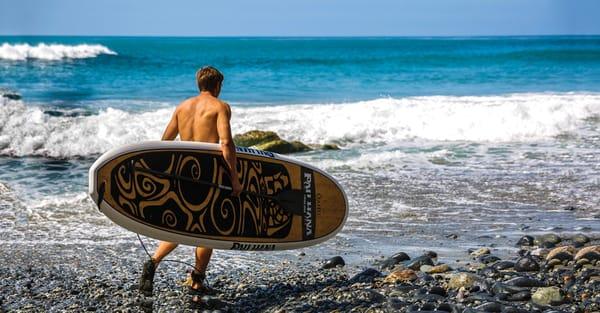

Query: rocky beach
[1,233,598,312]
[2,36,600,313]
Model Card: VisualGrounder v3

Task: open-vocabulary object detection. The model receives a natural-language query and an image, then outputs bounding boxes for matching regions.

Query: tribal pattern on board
[110,151,293,238]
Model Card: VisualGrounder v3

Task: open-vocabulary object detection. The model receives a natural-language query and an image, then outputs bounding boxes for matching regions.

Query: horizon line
[1,34,599,39]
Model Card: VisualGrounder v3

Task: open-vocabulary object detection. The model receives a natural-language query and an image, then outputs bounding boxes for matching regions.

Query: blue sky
[1,0,599,36]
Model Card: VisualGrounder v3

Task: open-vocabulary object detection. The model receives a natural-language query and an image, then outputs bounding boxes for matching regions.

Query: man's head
[196,66,224,97]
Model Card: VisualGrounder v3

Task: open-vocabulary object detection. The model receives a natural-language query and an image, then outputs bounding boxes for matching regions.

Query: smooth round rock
[516,235,535,246]
[546,246,575,261]
[505,276,545,287]
[572,234,590,247]
[349,268,382,284]
[391,252,411,262]
[575,245,600,261]
[385,269,417,283]
[492,260,515,270]
[470,248,491,257]
[514,256,540,272]
[531,287,564,306]
[405,256,434,270]
[322,256,345,269]
[447,273,478,290]
[535,234,561,248]
[478,254,501,264]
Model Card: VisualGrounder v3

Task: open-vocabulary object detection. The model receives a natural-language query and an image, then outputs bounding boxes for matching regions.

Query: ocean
[1,36,599,267]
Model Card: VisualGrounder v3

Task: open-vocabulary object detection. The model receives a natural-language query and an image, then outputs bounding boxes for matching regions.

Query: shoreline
[1,234,598,312]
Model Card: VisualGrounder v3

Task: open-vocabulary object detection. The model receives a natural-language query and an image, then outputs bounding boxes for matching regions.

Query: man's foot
[188,270,217,295]
[139,259,156,296]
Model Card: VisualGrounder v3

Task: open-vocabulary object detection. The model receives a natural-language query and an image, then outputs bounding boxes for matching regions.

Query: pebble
[2,234,600,312]
[470,247,491,257]
[514,256,540,272]
[516,235,535,246]
[322,256,345,269]
[405,255,434,270]
[348,268,382,284]
[379,252,410,269]
[545,246,575,261]
[447,273,478,289]
[535,234,562,248]
[492,260,514,270]
[478,254,501,264]
[384,269,418,283]
[421,264,451,274]
[572,234,590,247]
[505,277,546,287]
[531,286,564,306]
[574,245,600,261]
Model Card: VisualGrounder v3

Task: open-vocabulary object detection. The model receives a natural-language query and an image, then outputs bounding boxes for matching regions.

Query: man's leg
[139,241,178,296]
[192,247,213,290]
[152,241,179,264]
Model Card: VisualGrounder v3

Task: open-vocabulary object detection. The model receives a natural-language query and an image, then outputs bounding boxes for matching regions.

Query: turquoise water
[1,36,600,264]
[2,36,600,106]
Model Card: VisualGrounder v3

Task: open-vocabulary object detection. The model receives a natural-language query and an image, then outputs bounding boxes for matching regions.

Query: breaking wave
[0,43,117,61]
[1,92,599,158]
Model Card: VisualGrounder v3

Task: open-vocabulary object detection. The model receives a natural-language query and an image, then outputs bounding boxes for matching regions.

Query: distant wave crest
[1,92,600,158]
[0,43,116,61]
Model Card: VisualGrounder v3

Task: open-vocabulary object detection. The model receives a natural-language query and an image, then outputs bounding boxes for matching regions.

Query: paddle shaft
[133,166,277,201]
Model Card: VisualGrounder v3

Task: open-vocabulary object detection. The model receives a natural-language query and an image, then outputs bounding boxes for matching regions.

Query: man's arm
[162,107,179,141]
[217,103,242,196]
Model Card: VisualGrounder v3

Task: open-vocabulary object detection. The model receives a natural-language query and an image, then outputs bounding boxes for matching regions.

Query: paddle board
[88,141,348,250]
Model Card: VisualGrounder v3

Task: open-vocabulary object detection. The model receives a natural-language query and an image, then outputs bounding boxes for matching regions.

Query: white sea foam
[0,43,116,61]
[1,93,599,158]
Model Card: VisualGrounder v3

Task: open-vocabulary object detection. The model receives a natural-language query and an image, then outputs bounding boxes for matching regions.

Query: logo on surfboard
[236,146,275,158]
[302,168,316,240]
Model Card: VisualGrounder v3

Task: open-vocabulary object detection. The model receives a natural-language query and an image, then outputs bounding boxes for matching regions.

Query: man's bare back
[162,93,230,143]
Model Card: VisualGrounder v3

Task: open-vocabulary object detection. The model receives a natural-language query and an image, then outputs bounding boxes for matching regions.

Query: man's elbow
[220,139,236,150]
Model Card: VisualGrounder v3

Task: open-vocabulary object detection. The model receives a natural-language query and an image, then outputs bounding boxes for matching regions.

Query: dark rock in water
[514,256,540,272]
[572,233,590,247]
[478,255,501,264]
[446,233,458,239]
[505,276,545,287]
[516,235,534,246]
[233,130,280,147]
[233,130,311,154]
[322,256,345,269]
[320,143,340,150]
[492,260,515,270]
[255,139,311,154]
[534,234,561,248]
[0,89,21,100]
[405,255,434,270]
[349,268,382,283]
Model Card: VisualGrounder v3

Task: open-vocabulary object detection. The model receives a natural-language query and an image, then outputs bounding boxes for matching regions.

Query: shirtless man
[139,66,242,296]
